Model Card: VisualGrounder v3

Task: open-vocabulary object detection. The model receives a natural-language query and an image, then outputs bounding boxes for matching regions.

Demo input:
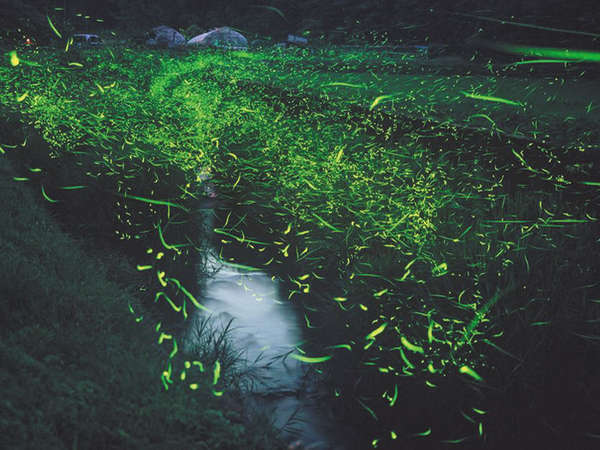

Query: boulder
[146,26,185,48]
[187,27,248,50]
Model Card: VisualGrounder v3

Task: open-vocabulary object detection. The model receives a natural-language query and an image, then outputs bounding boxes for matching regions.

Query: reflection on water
[184,208,346,449]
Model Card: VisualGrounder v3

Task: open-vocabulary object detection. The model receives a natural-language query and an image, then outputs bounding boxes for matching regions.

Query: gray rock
[187,27,248,50]
[146,25,185,48]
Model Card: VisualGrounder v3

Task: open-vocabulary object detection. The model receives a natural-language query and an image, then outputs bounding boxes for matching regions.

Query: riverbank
[0,155,289,449]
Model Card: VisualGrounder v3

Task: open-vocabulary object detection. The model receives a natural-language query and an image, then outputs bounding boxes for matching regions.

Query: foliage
[2,0,599,47]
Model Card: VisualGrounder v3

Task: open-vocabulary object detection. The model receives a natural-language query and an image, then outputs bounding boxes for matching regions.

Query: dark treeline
[2,0,600,48]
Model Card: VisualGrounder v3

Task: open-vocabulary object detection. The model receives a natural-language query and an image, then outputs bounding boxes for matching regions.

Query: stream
[183,204,352,449]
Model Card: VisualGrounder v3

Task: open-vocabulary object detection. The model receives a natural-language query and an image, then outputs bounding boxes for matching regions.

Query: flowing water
[183,205,351,449]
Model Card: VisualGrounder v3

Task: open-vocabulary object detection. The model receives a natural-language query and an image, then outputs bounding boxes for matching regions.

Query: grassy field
[1,42,599,449]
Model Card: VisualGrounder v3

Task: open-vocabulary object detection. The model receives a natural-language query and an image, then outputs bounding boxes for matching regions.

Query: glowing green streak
[249,4,287,20]
[461,287,508,345]
[467,114,499,129]
[326,344,352,351]
[493,43,600,62]
[311,212,343,232]
[505,59,575,67]
[482,338,520,360]
[389,384,398,406]
[392,346,414,369]
[162,363,173,388]
[58,185,87,190]
[169,339,178,359]
[441,436,471,444]
[450,12,600,38]
[213,360,220,385]
[41,185,58,203]
[161,375,169,390]
[414,428,432,437]
[459,365,483,382]
[369,94,401,111]
[220,261,261,271]
[158,332,172,344]
[366,322,388,340]
[290,354,332,363]
[213,228,271,245]
[357,398,378,420]
[461,91,522,106]
[121,192,189,212]
[47,15,63,38]
[167,278,210,312]
[156,223,183,253]
[304,313,314,328]
[322,82,367,89]
[401,336,424,354]
[9,50,19,66]
[155,292,181,312]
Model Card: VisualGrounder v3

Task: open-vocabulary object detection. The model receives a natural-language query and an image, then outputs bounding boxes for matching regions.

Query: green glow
[459,365,483,382]
[58,185,87,190]
[369,93,401,111]
[166,278,210,312]
[46,15,62,38]
[8,50,21,67]
[169,339,178,359]
[389,384,398,406]
[155,292,182,313]
[492,43,600,62]
[451,12,600,38]
[158,333,172,344]
[505,59,576,68]
[400,336,424,354]
[326,344,352,351]
[212,360,221,385]
[413,428,432,437]
[41,185,58,203]
[365,322,388,340]
[290,353,332,363]
[357,398,378,420]
[322,82,367,89]
[311,212,344,232]
[121,192,189,212]
[461,92,523,107]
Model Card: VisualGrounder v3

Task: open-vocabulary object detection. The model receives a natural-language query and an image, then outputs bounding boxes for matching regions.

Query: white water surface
[184,208,348,449]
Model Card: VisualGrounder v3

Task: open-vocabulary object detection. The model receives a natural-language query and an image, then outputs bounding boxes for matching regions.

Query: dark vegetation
[0,153,286,449]
[2,0,600,49]
[1,1,600,449]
